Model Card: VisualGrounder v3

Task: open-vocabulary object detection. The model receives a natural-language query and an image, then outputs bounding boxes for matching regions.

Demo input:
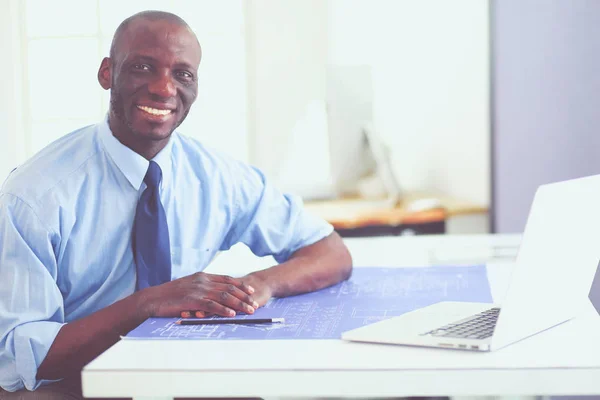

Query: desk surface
[82,234,600,399]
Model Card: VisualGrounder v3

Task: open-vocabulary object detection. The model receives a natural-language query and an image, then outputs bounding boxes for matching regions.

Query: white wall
[0,0,27,182]
[246,0,490,206]
[374,1,490,206]
[245,0,329,176]
[3,1,489,206]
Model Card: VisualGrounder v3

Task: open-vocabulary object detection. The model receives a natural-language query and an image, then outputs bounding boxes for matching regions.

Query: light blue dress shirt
[0,118,333,391]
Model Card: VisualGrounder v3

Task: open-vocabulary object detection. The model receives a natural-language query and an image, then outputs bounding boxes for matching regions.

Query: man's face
[104,20,201,143]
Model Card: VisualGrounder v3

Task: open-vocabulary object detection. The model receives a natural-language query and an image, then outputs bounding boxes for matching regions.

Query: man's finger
[213,283,259,309]
[205,289,256,315]
[205,273,255,295]
[180,310,207,318]
[192,298,236,317]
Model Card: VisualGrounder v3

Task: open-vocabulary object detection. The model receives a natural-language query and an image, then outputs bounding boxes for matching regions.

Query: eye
[132,63,151,71]
[175,70,194,81]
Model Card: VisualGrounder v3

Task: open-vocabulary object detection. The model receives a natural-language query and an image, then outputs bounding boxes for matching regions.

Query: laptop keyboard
[422,307,500,339]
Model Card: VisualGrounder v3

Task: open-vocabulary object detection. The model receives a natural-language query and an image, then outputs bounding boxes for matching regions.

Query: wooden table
[304,194,488,237]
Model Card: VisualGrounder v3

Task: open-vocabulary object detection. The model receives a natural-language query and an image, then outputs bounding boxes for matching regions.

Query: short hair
[109,10,198,59]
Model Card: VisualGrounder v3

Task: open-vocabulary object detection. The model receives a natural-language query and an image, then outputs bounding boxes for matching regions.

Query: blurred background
[2,0,600,238]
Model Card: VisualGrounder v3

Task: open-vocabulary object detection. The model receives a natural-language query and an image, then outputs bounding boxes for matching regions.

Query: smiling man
[0,11,352,399]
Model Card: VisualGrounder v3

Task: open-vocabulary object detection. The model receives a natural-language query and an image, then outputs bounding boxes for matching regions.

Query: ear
[97,57,112,90]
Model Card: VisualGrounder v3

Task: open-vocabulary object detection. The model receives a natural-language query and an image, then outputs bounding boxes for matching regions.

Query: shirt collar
[152,134,174,189]
[98,116,174,191]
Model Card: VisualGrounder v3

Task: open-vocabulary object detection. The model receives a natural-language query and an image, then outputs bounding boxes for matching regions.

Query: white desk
[82,234,600,399]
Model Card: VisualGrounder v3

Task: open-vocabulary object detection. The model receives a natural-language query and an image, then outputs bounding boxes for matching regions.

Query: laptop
[342,174,600,352]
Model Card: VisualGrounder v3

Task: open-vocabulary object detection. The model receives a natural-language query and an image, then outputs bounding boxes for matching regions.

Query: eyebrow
[173,61,196,71]
[129,55,196,71]
[128,55,158,64]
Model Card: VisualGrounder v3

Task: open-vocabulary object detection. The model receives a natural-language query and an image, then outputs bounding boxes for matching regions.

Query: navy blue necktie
[133,161,172,290]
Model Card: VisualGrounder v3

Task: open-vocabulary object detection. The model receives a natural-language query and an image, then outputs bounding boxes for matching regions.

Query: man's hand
[240,273,274,307]
[142,272,260,318]
[235,232,352,302]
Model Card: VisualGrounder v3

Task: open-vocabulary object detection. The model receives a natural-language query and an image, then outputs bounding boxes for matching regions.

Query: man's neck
[108,117,169,161]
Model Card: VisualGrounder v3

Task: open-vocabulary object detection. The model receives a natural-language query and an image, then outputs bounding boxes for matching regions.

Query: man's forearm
[37,291,149,380]
[248,232,352,298]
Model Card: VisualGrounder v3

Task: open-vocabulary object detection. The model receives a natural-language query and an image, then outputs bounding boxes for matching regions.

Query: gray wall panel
[492,0,600,233]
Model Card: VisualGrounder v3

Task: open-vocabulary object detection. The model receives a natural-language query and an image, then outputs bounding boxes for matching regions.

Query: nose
[148,72,177,99]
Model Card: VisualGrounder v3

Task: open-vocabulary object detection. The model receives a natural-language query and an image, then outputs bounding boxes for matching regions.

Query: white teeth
[137,105,172,116]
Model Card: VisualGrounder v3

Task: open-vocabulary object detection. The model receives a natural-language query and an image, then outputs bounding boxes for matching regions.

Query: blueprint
[125,266,492,340]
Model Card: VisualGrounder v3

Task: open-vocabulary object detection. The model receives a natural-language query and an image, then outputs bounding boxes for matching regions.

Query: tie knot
[144,161,162,189]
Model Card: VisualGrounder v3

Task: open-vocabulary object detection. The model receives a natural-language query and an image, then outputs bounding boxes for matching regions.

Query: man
[0,10,352,399]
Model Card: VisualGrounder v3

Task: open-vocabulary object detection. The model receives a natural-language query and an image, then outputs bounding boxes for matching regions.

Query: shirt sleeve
[220,163,334,263]
[0,193,65,392]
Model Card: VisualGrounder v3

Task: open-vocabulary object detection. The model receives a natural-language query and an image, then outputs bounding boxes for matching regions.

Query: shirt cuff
[12,320,65,391]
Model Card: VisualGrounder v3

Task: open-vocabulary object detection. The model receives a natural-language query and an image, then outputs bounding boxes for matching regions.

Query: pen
[175,317,285,325]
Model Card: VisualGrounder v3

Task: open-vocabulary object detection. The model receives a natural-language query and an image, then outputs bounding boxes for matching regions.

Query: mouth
[136,105,174,116]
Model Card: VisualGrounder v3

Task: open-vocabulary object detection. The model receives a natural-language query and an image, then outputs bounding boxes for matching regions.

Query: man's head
[98,11,201,158]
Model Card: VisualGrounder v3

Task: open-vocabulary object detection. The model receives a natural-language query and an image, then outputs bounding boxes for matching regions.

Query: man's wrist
[129,287,157,320]
[246,270,279,298]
